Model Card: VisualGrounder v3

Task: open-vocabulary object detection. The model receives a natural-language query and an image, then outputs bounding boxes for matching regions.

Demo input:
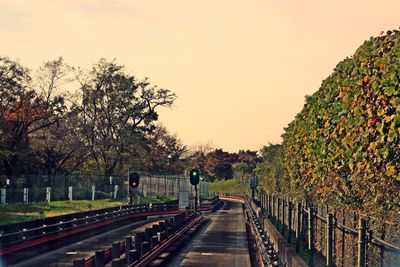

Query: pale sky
[1,0,399,152]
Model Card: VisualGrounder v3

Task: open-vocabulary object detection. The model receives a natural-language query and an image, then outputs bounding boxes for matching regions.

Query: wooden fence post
[327,213,333,267]
[357,218,367,267]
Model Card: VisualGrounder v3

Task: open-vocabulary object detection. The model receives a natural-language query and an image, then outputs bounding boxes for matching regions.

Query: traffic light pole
[127,169,132,205]
[195,185,198,213]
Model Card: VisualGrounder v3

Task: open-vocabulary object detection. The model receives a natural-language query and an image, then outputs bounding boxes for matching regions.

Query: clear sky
[1,0,399,152]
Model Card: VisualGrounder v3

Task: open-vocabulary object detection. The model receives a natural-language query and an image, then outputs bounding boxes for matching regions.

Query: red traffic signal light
[129,172,140,188]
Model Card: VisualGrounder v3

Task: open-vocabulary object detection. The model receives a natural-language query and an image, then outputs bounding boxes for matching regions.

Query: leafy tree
[204,149,237,180]
[138,124,187,174]
[0,56,65,178]
[255,144,298,197]
[73,59,176,177]
[30,58,90,176]
[184,143,214,179]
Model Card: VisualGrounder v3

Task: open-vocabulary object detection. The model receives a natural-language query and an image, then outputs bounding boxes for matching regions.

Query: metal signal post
[194,185,198,212]
[190,169,200,212]
[128,171,140,205]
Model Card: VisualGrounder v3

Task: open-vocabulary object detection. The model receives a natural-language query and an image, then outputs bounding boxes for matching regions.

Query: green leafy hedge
[282,30,400,217]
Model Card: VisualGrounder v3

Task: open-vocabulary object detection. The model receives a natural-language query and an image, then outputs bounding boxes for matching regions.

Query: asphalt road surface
[168,200,251,267]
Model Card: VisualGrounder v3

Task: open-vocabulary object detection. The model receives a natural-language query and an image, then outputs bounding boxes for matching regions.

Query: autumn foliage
[282,30,400,218]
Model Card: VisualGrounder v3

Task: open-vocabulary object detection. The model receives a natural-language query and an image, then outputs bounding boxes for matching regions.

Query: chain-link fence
[0,174,209,204]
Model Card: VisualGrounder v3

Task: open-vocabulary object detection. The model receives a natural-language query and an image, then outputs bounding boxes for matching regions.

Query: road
[168,200,251,267]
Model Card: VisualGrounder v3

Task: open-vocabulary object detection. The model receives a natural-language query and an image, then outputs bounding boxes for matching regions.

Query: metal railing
[257,191,400,267]
[0,202,180,251]
[244,195,282,267]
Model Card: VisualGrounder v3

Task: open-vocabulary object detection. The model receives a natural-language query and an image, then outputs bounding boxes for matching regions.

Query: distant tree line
[0,56,180,182]
[0,55,260,187]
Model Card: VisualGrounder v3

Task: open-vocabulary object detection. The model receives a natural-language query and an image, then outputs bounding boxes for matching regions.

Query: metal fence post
[1,188,6,205]
[281,197,286,235]
[264,192,267,211]
[92,185,96,201]
[23,188,29,204]
[46,187,51,202]
[165,177,167,195]
[296,202,302,252]
[308,207,314,267]
[68,186,73,201]
[262,192,265,209]
[341,209,346,266]
[272,195,275,220]
[113,185,118,199]
[327,213,333,267]
[149,177,152,196]
[277,197,281,228]
[143,184,147,197]
[158,177,160,195]
[357,218,367,267]
[288,200,293,243]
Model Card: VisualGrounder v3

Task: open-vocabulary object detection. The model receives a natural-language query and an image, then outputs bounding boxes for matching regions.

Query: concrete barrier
[135,232,145,256]
[111,242,120,259]
[128,249,138,264]
[72,258,85,267]
[95,250,105,267]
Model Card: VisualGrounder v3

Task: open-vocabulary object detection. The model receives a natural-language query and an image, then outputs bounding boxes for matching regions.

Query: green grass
[0,195,176,225]
[208,178,246,195]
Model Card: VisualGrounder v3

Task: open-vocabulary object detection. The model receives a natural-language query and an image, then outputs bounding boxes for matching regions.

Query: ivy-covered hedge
[282,30,400,217]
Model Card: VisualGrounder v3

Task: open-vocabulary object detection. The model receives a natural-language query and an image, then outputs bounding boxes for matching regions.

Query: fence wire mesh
[0,174,209,204]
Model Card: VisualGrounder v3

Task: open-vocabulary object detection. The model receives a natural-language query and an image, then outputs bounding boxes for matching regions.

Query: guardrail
[258,191,400,267]
[0,200,178,237]
[0,202,180,251]
[244,196,282,267]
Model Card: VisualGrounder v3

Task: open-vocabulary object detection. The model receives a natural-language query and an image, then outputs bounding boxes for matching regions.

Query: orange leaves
[367,117,378,127]
[3,108,47,123]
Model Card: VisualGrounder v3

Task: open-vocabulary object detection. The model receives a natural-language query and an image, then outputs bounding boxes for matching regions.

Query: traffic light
[129,172,140,189]
[190,169,200,186]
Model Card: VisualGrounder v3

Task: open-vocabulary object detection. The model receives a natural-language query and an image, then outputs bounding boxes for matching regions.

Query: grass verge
[208,178,246,195]
[0,195,176,225]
